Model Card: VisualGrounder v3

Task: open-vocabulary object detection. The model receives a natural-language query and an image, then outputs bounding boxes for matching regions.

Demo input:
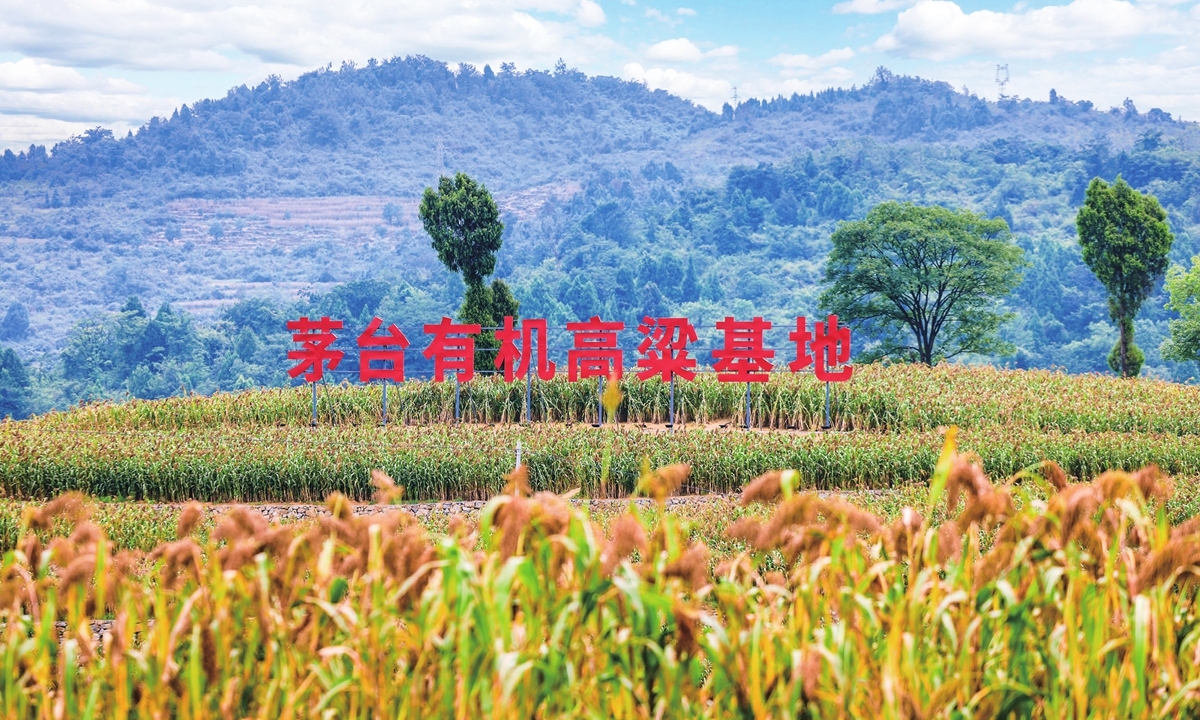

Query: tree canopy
[419,172,504,287]
[819,202,1025,365]
[1162,257,1200,364]
[1076,176,1173,377]
[0,346,31,419]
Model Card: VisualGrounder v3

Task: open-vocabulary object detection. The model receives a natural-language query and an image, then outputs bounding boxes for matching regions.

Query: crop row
[29,363,1200,435]
[9,475,1200,556]
[4,455,1200,716]
[4,422,1200,501]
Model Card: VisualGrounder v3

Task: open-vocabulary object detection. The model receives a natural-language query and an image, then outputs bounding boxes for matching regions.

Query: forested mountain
[1,57,1199,414]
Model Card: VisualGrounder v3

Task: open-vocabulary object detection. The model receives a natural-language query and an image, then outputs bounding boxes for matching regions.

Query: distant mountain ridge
[0,59,1190,200]
[1,55,1199,402]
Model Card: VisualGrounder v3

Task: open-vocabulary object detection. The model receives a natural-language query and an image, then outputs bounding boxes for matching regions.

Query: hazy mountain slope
[1,56,1198,393]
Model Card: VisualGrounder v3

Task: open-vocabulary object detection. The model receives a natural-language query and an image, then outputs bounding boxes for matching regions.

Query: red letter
[422,317,482,382]
[635,316,698,382]
[566,316,625,381]
[493,316,556,382]
[357,316,410,382]
[712,316,774,382]
[287,316,344,382]
[812,314,853,382]
[788,316,813,373]
[494,316,522,382]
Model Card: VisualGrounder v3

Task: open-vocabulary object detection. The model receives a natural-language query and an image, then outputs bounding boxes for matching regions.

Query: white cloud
[918,45,1200,120]
[0,0,632,151]
[623,61,730,109]
[873,0,1175,61]
[645,37,737,63]
[832,0,917,13]
[0,0,613,73]
[0,59,170,121]
[769,47,855,72]
[577,0,607,27]
[0,59,178,150]
[644,8,678,24]
[646,37,703,62]
[676,7,697,16]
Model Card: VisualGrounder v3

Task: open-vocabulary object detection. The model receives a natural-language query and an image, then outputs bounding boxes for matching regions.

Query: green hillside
[1,58,1199,414]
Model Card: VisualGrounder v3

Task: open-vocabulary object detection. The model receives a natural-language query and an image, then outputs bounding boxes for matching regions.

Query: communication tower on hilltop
[995,64,1010,100]
[435,136,466,179]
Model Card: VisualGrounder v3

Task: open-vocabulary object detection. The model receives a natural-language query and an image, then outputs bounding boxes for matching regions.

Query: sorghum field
[4,442,1200,717]
[5,365,1200,716]
[1,364,1198,501]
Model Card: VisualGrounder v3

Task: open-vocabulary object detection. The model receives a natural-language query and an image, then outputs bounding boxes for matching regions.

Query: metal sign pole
[382,379,388,427]
[311,381,317,427]
[669,375,675,431]
[525,371,532,423]
[823,381,831,430]
[745,381,751,429]
[516,439,522,469]
[596,376,603,427]
[455,376,461,422]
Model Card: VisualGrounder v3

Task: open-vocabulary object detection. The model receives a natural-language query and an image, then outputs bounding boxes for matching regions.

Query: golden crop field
[2,364,1199,502]
[4,438,1200,717]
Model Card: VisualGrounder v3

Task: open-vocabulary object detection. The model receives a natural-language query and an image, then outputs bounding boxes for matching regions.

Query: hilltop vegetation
[1,58,1200,413]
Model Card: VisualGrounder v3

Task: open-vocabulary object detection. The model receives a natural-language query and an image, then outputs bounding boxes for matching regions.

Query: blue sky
[1,0,1198,151]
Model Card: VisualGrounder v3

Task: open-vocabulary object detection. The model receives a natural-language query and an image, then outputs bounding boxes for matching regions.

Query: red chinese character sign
[287,316,344,382]
[636,316,698,382]
[357,317,409,382]
[713,316,774,382]
[286,313,854,427]
[566,316,624,381]
[790,314,853,382]
[494,316,556,382]
[423,317,482,382]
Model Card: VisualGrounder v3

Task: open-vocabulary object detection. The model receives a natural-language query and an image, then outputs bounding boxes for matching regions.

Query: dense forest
[1,57,1199,416]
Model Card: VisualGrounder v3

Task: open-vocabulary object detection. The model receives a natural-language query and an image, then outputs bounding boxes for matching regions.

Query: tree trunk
[1118,308,1129,377]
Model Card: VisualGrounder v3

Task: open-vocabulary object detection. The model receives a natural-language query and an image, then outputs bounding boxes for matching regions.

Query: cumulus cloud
[646,38,704,62]
[577,0,607,27]
[769,47,855,72]
[0,0,611,73]
[0,59,171,121]
[0,0,632,150]
[623,62,730,109]
[677,7,697,16]
[645,37,737,63]
[0,59,178,150]
[873,0,1175,61]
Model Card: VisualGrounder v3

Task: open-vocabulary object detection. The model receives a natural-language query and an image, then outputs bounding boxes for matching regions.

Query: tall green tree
[0,303,29,341]
[0,347,31,419]
[820,202,1025,365]
[420,172,504,287]
[1161,256,1200,364]
[1076,176,1174,377]
[420,172,516,370]
[459,279,520,367]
